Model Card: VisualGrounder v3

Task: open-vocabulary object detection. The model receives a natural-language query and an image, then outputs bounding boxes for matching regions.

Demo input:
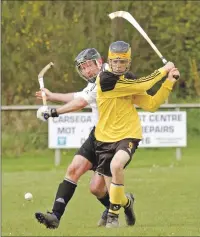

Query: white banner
[48,111,187,148]
[138,111,187,147]
[48,112,93,148]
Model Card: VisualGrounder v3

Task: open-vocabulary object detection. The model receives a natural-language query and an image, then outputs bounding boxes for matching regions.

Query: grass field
[2,135,200,236]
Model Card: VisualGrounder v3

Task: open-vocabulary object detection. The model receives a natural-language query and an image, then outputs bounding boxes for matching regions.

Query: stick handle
[38,77,47,106]
[162,60,179,80]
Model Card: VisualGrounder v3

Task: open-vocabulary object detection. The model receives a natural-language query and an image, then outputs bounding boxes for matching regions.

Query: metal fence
[2,104,200,111]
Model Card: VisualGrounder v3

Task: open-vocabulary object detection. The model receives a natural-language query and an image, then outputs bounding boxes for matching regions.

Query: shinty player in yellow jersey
[94,41,180,228]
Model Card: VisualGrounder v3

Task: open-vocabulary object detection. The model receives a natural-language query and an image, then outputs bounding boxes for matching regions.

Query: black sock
[52,179,77,220]
[97,192,110,209]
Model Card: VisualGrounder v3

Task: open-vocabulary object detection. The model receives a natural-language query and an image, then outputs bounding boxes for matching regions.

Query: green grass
[2,136,200,236]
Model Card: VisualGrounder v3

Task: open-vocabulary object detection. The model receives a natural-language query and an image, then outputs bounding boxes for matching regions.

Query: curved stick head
[38,62,54,79]
[38,62,54,106]
[108,11,128,20]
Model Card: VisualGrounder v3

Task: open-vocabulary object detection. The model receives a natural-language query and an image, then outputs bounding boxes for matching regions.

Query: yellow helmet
[108,41,131,75]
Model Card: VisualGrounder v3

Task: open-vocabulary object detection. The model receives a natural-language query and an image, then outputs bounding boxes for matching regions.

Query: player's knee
[66,156,91,180]
[110,160,124,174]
[89,183,100,196]
[66,163,82,180]
[89,173,107,197]
[89,181,106,198]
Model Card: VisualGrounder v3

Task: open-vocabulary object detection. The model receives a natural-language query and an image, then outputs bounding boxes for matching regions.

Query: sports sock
[121,190,129,208]
[97,192,110,209]
[108,182,124,215]
[52,178,77,220]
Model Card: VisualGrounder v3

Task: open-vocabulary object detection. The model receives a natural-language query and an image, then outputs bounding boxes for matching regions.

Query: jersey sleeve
[133,79,175,112]
[98,68,167,98]
[115,68,167,95]
[74,83,96,104]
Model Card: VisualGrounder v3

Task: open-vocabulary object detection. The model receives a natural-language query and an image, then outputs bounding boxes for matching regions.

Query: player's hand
[37,106,59,121]
[167,68,180,82]
[162,62,175,73]
[37,106,51,121]
[35,88,53,101]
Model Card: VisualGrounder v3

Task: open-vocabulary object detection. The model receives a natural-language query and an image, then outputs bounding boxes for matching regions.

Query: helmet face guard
[108,41,131,75]
[75,48,102,83]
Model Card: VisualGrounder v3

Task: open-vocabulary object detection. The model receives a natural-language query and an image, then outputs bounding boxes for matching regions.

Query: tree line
[2,1,200,105]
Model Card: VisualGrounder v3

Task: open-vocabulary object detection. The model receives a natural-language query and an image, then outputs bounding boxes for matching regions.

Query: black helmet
[108,41,131,75]
[75,48,102,83]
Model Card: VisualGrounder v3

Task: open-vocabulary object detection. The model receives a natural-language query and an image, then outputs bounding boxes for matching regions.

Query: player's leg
[107,139,140,228]
[89,172,108,201]
[95,141,121,227]
[104,150,130,228]
[103,175,112,193]
[89,172,110,226]
[35,129,96,229]
[35,128,110,228]
[51,154,92,219]
[85,127,113,224]
[35,154,92,229]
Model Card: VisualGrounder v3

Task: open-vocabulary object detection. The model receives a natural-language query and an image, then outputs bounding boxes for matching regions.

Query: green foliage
[2,1,200,156]
[189,58,200,97]
[2,110,48,157]
[2,1,200,105]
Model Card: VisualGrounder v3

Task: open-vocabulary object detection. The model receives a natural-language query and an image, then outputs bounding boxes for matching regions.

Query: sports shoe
[97,208,109,227]
[106,213,119,228]
[35,211,60,229]
[124,193,136,226]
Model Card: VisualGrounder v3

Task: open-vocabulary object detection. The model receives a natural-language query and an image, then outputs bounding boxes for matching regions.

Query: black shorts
[75,127,97,171]
[95,138,140,177]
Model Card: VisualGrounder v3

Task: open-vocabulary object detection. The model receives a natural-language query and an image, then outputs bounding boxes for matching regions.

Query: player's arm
[56,97,88,114]
[36,84,96,121]
[35,82,95,103]
[56,85,96,113]
[36,97,88,121]
[115,67,167,95]
[133,68,180,112]
[100,62,175,97]
[35,88,75,103]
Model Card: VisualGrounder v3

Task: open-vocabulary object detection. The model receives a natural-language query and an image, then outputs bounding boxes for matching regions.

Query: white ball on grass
[24,192,33,201]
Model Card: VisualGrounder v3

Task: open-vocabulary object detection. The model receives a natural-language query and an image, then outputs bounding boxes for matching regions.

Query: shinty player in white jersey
[35,48,110,229]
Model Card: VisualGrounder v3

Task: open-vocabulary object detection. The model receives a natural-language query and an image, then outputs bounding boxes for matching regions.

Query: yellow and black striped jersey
[132,79,175,112]
[95,68,170,142]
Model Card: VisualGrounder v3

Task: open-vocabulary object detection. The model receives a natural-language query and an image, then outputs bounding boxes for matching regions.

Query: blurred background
[1,1,200,236]
[2,0,200,156]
